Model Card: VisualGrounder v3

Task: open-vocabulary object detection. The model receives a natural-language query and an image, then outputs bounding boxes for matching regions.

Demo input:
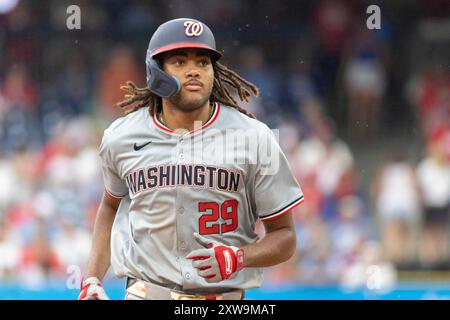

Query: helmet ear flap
[146,57,180,98]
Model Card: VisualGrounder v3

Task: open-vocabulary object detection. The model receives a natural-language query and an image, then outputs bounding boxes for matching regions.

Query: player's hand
[186,233,244,283]
[78,277,110,300]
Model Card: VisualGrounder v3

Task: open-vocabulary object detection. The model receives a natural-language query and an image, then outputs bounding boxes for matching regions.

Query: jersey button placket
[174,164,184,281]
[178,135,189,162]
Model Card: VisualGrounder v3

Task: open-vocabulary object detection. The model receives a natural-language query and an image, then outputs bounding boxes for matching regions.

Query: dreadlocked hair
[116,61,260,119]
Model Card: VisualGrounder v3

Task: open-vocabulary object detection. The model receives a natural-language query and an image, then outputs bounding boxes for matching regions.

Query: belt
[126,277,244,300]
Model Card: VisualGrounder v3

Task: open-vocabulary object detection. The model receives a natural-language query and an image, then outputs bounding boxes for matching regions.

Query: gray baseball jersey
[100,102,304,291]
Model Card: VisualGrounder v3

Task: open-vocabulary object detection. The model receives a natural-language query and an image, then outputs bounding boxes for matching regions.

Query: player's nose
[185,67,200,79]
[184,58,201,78]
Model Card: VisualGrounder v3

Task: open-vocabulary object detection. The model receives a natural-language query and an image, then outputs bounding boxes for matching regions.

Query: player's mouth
[183,80,203,91]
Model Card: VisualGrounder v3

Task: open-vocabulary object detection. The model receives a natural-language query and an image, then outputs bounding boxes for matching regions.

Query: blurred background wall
[0,0,449,299]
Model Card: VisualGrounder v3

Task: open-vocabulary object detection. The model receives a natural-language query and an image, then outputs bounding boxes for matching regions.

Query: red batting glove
[78,277,110,300]
[186,233,244,282]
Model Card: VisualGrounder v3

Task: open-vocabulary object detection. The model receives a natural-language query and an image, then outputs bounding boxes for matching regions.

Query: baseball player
[78,18,304,300]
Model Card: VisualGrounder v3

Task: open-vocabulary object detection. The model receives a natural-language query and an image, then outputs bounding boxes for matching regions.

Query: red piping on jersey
[260,197,305,222]
[153,114,174,133]
[105,189,127,199]
[152,102,220,135]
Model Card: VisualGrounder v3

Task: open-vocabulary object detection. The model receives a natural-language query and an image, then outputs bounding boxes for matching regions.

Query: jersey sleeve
[98,131,128,198]
[253,125,304,221]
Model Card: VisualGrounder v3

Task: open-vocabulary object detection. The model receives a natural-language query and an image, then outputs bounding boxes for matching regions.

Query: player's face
[162,48,214,111]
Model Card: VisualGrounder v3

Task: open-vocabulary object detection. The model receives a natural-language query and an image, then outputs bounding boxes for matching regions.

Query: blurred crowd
[0,0,449,291]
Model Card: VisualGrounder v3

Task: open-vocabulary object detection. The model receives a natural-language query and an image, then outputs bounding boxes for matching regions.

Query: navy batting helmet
[146,18,222,98]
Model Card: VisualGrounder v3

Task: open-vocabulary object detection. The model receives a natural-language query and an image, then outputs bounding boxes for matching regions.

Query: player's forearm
[240,226,296,268]
[86,201,117,280]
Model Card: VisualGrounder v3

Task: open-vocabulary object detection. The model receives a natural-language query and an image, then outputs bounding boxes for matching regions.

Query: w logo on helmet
[184,21,203,37]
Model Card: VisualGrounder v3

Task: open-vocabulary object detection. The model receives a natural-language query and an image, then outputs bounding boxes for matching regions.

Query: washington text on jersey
[126,164,243,195]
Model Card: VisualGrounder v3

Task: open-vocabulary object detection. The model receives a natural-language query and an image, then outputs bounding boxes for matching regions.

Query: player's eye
[198,59,210,67]
[174,59,185,66]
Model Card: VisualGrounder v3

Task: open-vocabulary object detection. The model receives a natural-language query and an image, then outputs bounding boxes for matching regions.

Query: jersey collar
[152,102,220,135]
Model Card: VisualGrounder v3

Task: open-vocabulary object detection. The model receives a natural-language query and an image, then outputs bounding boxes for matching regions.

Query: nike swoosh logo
[133,141,152,151]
